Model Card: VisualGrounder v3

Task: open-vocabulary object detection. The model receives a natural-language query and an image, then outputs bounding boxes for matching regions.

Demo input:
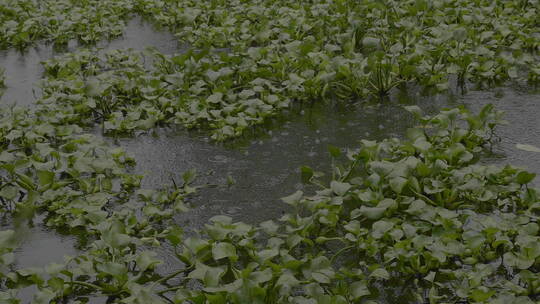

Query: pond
[2,14,540,304]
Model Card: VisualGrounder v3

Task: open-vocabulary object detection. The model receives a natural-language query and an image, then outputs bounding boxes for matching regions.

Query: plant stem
[66,280,104,291]
[151,266,193,289]
[157,285,184,295]
[410,188,438,206]
[330,245,355,263]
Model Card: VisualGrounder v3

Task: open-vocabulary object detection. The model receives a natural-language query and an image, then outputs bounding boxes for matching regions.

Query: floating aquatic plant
[1,1,540,303]
[22,0,538,141]
[0,0,133,49]
[2,104,540,303]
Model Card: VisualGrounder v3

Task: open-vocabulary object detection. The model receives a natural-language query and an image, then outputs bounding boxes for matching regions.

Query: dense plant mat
[135,0,540,87]
[0,0,133,48]
[21,0,539,140]
[2,104,540,303]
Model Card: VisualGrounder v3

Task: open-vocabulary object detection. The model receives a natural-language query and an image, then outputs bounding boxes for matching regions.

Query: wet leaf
[516,144,540,153]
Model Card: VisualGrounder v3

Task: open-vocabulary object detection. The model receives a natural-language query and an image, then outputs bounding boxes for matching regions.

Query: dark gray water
[115,86,540,227]
[116,85,540,274]
[120,99,444,226]
[1,15,540,303]
[465,87,540,184]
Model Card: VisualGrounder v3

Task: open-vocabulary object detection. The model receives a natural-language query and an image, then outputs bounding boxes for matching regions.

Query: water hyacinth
[0,0,133,48]
[136,0,540,89]
[1,0,540,303]
[20,0,537,141]
[2,104,540,303]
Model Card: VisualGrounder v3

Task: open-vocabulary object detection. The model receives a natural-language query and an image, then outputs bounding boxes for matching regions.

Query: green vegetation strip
[1,0,540,140]
[2,104,540,303]
[0,0,133,48]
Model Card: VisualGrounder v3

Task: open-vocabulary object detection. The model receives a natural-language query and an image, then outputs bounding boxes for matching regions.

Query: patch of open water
[465,87,540,186]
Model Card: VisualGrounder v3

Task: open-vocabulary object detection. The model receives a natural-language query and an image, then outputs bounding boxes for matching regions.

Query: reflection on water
[0,43,72,105]
[98,15,180,54]
[13,226,78,268]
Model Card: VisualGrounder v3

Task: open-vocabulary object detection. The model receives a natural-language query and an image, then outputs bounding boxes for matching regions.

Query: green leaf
[212,242,237,261]
[0,230,16,248]
[404,105,423,118]
[330,181,351,196]
[327,145,341,158]
[389,176,408,194]
[350,281,370,299]
[300,166,314,183]
[516,144,540,153]
[516,171,536,185]
[207,92,223,104]
[188,263,226,287]
[137,251,162,272]
[37,170,54,188]
[276,271,299,295]
[371,221,394,239]
[101,229,131,249]
[413,138,432,152]
[281,191,303,205]
[32,288,56,304]
[249,268,273,284]
[166,226,183,246]
[260,220,280,234]
[470,287,495,302]
[503,252,534,270]
[359,206,386,220]
[362,36,380,48]
[370,268,390,280]
[97,262,127,277]
[0,186,18,200]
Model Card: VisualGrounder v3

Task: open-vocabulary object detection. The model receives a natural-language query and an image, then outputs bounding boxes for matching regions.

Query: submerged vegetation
[1,0,540,303]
